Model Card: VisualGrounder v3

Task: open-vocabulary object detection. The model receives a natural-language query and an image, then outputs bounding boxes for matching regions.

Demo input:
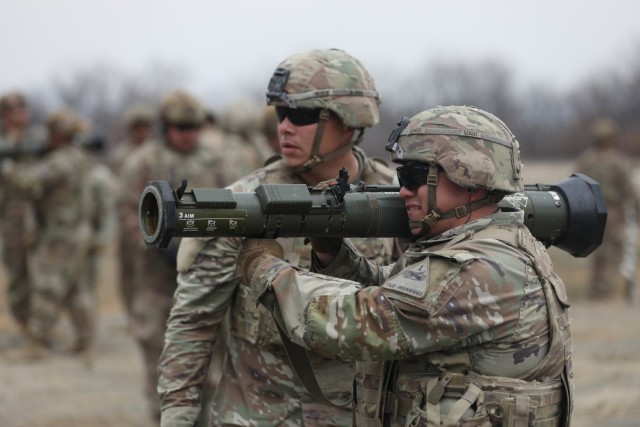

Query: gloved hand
[312,178,339,190]
[236,238,284,286]
[306,236,343,255]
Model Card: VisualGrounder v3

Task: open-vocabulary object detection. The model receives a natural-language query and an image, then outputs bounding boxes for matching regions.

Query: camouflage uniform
[158,49,397,426]
[120,90,224,420]
[244,106,574,426]
[80,138,119,341]
[2,110,94,354]
[0,92,46,330]
[576,118,638,299]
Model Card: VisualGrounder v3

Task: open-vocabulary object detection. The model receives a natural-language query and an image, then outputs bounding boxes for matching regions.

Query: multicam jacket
[249,211,573,426]
[158,146,398,426]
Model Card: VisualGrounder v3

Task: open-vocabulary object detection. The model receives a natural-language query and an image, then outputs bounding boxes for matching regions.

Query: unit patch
[383,258,429,299]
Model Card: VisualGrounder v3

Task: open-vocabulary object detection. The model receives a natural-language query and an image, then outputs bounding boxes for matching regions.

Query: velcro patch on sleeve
[383,258,430,299]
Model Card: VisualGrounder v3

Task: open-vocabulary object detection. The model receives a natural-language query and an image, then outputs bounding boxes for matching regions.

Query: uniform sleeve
[312,238,394,286]
[118,154,151,249]
[157,235,241,414]
[250,243,538,364]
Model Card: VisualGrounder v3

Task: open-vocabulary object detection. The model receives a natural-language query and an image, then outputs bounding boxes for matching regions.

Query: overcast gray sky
[1,0,639,106]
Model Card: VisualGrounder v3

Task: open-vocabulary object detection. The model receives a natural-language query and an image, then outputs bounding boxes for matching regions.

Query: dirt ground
[1,160,640,427]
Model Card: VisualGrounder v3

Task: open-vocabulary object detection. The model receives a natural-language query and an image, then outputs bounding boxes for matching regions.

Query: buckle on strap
[427,373,453,405]
[427,172,438,186]
[454,205,468,218]
[303,155,322,169]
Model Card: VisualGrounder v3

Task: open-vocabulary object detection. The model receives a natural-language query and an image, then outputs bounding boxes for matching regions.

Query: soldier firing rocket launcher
[139,168,607,258]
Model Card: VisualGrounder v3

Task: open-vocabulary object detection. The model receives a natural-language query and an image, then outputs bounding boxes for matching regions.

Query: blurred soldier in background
[201,98,271,183]
[0,92,46,339]
[258,105,281,156]
[1,110,94,361]
[109,104,155,173]
[119,90,225,421]
[111,104,156,327]
[576,117,639,300]
[158,48,397,427]
[78,134,118,344]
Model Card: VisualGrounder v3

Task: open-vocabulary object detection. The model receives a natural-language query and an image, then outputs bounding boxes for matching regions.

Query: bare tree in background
[44,61,189,146]
[364,59,518,159]
[17,41,640,162]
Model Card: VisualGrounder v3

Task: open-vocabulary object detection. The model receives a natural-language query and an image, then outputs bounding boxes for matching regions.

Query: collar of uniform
[414,210,524,248]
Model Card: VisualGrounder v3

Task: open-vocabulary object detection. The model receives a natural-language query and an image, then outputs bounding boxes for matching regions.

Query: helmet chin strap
[290,109,361,175]
[410,163,496,236]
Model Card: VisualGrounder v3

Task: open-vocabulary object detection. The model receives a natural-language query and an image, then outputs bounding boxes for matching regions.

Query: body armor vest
[353,225,574,427]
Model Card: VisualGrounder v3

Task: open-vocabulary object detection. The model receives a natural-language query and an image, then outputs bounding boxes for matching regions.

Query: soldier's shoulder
[228,160,298,191]
[362,157,397,185]
[381,250,471,307]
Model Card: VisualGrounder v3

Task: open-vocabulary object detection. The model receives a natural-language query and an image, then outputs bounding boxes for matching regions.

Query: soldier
[0,92,46,335]
[111,103,156,326]
[120,90,224,421]
[238,106,574,426]
[200,98,271,184]
[1,110,94,361]
[158,48,398,426]
[78,134,118,342]
[576,117,638,300]
[109,104,155,173]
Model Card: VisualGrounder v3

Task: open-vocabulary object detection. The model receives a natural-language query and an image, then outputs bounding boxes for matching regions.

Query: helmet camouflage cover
[159,90,206,126]
[589,117,618,142]
[124,104,156,127]
[266,48,380,128]
[386,105,523,193]
[0,91,27,114]
[46,109,87,138]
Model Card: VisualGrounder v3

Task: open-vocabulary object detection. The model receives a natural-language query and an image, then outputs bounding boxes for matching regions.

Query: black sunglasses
[275,107,322,126]
[173,123,201,131]
[396,164,442,191]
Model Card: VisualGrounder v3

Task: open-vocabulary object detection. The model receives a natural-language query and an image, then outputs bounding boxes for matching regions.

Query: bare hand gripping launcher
[139,169,607,258]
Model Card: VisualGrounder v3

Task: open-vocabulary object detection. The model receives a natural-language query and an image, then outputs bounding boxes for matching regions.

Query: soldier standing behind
[1,110,94,361]
[576,118,639,300]
[119,90,224,421]
[110,104,156,327]
[0,92,46,336]
[158,48,398,427]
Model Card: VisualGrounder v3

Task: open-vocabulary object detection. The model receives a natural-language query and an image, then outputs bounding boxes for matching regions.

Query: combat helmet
[219,98,260,139]
[385,105,523,235]
[124,104,156,128]
[159,90,206,128]
[46,110,87,141]
[589,117,619,145]
[0,91,27,114]
[266,48,380,171]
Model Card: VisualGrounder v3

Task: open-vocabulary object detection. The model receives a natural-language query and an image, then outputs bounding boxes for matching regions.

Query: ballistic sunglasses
[275,107,322,126]
[173,123,201,131]
[396,163,443,191]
